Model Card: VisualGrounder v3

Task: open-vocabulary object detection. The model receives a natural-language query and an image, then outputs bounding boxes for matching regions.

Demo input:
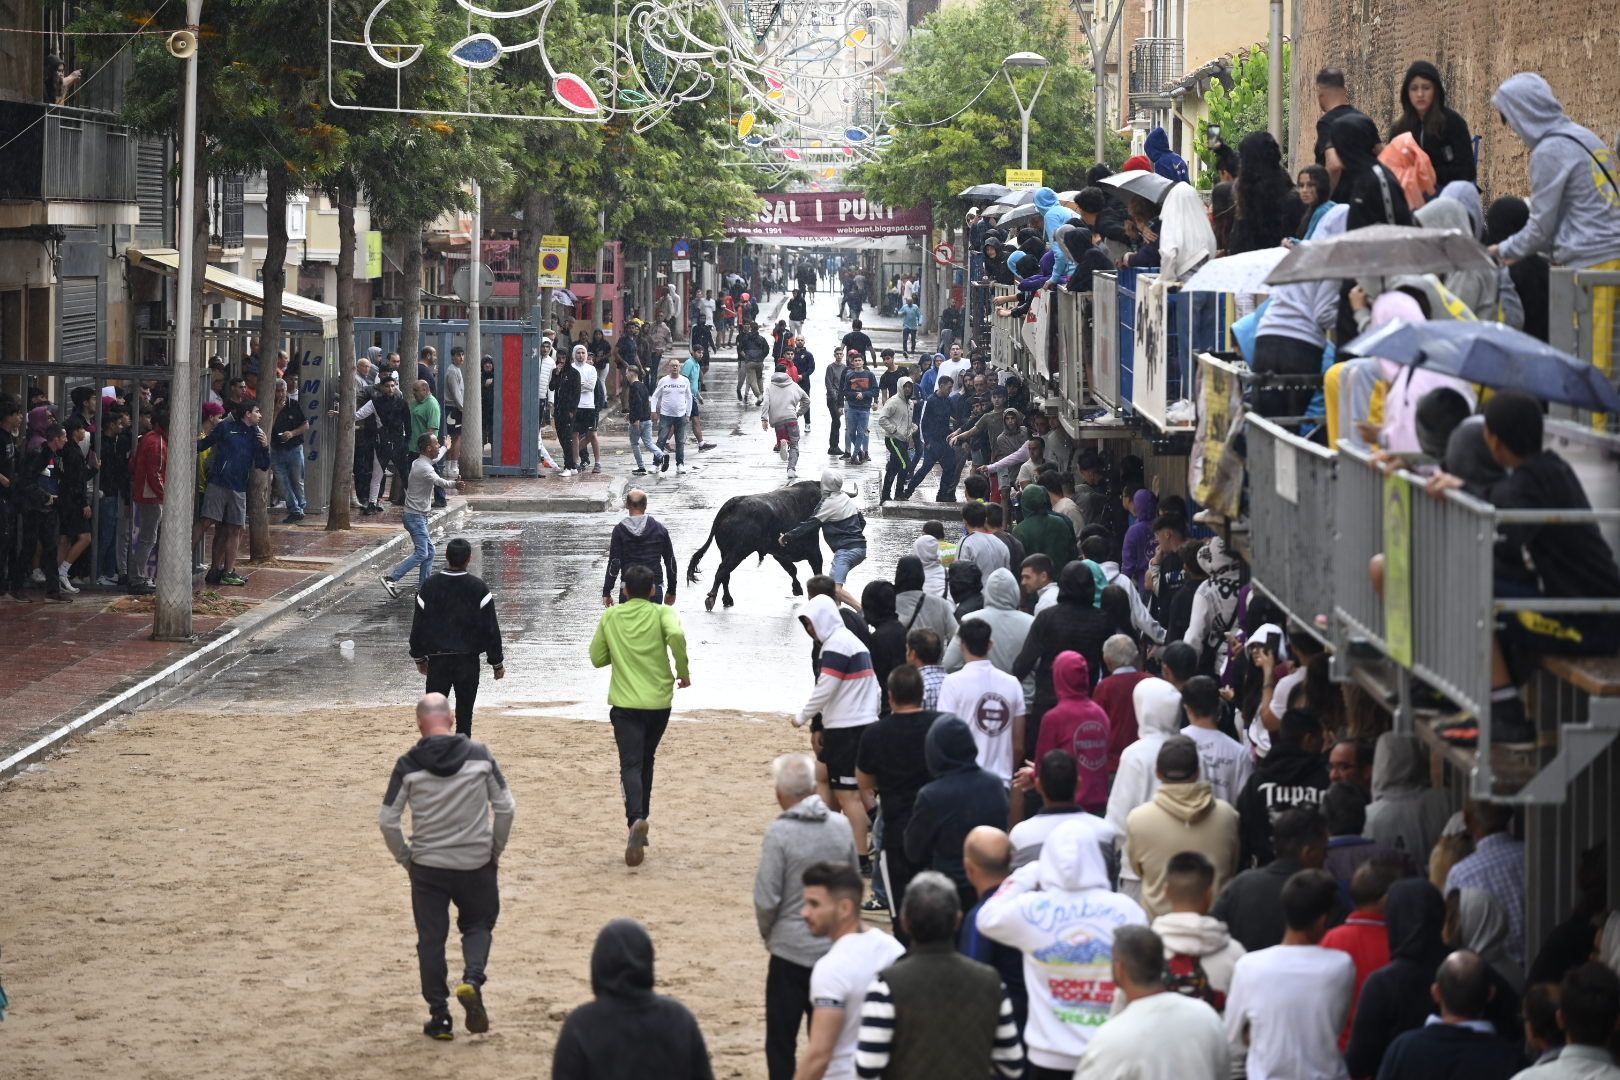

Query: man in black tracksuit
[0,399,21,592]
[410,537,505,736]
[14,423,69,602]
[603,488,678,605]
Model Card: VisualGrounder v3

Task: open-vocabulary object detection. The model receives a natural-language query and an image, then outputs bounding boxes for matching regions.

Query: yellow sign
[538,234,570,289]
[1006,168,1043,191]
[1383,472,1414,667]
[366,230,382,279]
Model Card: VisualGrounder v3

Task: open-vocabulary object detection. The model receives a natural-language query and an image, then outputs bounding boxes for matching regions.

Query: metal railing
[1246,415,1338,638]
[1130,37,1183,103]
[42,107,138,203]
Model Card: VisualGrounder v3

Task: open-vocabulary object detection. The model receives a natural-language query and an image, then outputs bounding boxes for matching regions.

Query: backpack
[1165,951,1225,1011]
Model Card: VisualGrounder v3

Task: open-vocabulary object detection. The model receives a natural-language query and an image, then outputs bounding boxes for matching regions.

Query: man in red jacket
[128,402,168,595]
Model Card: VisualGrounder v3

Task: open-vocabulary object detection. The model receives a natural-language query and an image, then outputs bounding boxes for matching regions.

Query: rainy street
[0,291,943,1080]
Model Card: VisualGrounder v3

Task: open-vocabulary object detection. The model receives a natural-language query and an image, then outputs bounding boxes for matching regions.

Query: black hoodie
[552,919,714,1080]
[862,581,908,713]
[1345,880,1520,1078]
[904,716,1010,908]
[1234,742,1331,867]
[1388,60,1477,188]
[1012,561,1112,711]
[1330,113,1414,230]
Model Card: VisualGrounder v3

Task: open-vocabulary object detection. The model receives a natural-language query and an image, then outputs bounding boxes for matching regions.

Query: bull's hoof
[705,594,716,612]
[791,581,803,596]
[722,596,735,609]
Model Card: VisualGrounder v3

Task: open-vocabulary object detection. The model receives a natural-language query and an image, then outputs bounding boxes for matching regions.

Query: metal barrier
[1091,272,1121,409]
[1245,415,1338,638]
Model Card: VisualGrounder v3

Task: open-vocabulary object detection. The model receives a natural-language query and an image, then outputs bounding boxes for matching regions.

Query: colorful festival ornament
[781,147,802,160]
[844,127,869,143]
[738,110,756,136]
[449,33,503,68]
[552,72,600,114]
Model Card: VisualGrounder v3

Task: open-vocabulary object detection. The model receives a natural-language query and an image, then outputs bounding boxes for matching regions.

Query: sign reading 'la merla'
[726,192,932,239]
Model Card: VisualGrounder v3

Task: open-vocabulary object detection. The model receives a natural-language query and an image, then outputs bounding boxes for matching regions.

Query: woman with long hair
[1388,60,1476,188]
[1228,131,1305,254]
[1209,182,1237,255]
[1295,164,1335,238]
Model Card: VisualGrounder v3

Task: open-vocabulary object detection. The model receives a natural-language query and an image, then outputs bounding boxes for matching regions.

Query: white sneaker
[676,465,686,476]
[777,440,789,461]
[786,471,797,482]
[30,568,45,585]
[561,468,577,476]
[380,574,400,599]
[97,575,120,587]
[58,573,80,594]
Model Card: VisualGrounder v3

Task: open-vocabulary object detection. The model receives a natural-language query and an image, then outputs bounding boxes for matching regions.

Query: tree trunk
[516,189,547,316]
[248,166,289,559]
[153,130,207,639]
[327,177,358,531]
[460,183,484,480]
[398,229,423,369]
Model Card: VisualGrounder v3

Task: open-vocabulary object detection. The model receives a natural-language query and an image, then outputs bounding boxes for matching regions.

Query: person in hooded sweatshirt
[1152,851,1248,1022]
[1014,561,1113,748]
[913,530,949,596]
[1144,126,1190,183]
[1331,112,1414,231]
[1012,484,1077,570]
[1030,651,1111,815]
[1103,677,1184,904]
[860,581,908,715]
[795,593,881,863]
[947,561,985,621]
[875,376,916,504]
[1235,708,1332,868]
[784,470,867,585]
[944,567,1036,703]
[1127,736,1241,920]
[976,816,1149,1078]
[904,715,1011,913]
[761,361,811,482]
[552,918,714,1080]
[1364,733,1454,860]
[1388,61,1476,189]
[1119,488,1159,590]
[894,553,958,644]
[1346,879,1520,1078]
[379,693,516,1040]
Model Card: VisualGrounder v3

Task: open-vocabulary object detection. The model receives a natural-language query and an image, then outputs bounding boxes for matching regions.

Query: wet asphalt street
[173,292,945,720]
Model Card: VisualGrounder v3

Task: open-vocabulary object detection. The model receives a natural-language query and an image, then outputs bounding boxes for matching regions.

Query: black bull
[686,481,824,610]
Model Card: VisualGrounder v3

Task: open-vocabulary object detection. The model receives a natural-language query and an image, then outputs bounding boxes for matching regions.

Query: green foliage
[851,0,1127,210]
[1193,41,1289,190]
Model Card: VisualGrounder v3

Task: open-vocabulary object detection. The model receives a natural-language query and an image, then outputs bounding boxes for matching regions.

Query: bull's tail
[687,524,718,583]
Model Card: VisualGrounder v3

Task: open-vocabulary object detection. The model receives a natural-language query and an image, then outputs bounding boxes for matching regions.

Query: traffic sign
[452,262,495,301]
[672,239,691,259]
[538,234,569,288]
[1006,168,1043,191]
[672,258,691,274]
[932,242,954,266]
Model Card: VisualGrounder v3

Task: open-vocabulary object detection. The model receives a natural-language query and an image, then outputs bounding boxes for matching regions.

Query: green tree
[1193,42,1290,190]
[852,0,1126,209]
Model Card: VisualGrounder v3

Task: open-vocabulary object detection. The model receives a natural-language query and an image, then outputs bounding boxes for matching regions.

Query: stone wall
[1289,0,1620,201]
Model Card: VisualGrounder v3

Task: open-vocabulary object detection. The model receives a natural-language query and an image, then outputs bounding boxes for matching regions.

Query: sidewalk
[0,470,618,778]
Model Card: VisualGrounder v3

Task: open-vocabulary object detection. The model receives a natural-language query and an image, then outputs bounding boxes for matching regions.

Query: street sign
[366,230,382,279]
[1006,168,1043,191]
[672,239,691,259]
[538,234,569,288]
[932,242,954,265]
[452,262,495,301]
[672,258,691,274]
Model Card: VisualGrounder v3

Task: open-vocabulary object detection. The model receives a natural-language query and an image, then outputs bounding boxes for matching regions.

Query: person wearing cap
[1125,735,1241,919]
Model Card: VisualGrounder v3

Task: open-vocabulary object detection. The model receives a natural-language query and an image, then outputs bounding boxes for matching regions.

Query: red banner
[726,192,932,239]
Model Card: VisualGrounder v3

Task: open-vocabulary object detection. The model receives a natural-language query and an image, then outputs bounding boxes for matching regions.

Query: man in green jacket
[589,563,691,867]
[410,379,446,507]
[1012,483,1077,571]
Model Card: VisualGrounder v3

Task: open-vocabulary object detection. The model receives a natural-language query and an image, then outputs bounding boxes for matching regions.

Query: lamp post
[1001,51,1050,170]
[1072,0,1126,163]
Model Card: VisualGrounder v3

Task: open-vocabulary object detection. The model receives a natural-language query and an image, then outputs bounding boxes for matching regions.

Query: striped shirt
[855,975,1024,1078]
[918,664,947,712]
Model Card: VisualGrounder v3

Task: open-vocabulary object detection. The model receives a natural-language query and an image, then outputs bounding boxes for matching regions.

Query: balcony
[0,101,138,208]
[1130,37,1183,109]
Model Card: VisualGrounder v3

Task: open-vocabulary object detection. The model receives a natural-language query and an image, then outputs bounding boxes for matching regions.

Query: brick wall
[1290,0,1620,201]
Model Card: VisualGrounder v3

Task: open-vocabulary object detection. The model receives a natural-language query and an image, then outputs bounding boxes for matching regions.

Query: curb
[879,499,966,519]
[0,502,464,782]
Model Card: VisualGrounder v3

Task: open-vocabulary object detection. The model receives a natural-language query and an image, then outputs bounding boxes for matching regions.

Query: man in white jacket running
[792,593,880,863]
[760,362,810,482]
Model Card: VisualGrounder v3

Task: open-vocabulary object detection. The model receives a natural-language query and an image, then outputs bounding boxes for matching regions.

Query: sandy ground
[0,699,838,1079]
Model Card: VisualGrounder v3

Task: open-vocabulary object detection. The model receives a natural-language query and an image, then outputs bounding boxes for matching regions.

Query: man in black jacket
[1213,806,1338,953]
[736,322,770,406]
[0,398,22,595]
[1235,708,1331,867]
[360,374,411,506]
[13,422,69,602]
[905,715,1010,912]
[603,488,677,606]
[1375,949,1523,1080]
[552,349,581,472]
[410,538,505,737]
[856,665,940,931]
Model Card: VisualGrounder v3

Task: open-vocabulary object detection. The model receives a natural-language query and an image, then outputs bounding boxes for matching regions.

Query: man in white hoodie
[976,816,1148,1079]
[876,376,916,504]
[1152,851,1247,1016]
[760,361,811,482]
[792,593,881,862]
[1105,677,1184,905]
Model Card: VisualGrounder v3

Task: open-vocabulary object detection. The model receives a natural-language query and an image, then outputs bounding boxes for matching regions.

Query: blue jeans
[905,439,957,498]
[96,494,121,579]
[831,543,866,585]
[658,415,687,465]
[845,405,871,457]
[389,511,434,587]
[629,420,664,470]
[272,444,306,515]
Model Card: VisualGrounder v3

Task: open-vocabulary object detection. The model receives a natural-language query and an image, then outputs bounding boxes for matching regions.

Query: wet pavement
[169,291,955,720]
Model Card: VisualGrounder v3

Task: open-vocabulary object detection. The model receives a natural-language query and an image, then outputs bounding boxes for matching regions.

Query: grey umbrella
[1100,169,1175,204]
[989,188,1038,210]
[997,202,1044,228]
[959,182,1011,201]
[1265,225,1495,286]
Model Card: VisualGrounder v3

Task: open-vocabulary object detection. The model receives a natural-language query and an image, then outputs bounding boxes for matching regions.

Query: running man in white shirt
[797,861,905,1080]
[936,620,1025,784]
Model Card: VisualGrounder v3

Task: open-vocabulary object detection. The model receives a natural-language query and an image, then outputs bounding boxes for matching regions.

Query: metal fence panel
[1091,272,1120,408]
[1246,415,1337,635]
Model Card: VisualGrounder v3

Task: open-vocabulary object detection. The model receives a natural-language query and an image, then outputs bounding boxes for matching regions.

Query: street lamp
[1001,51,1050,170]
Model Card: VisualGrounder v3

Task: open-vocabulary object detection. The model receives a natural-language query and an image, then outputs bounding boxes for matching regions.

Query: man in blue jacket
[901,375,959,502]
[197,399,270,586]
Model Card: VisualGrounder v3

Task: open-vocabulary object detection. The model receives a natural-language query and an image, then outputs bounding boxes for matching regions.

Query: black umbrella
[997,202,1044,228]
[959,183,1011,201]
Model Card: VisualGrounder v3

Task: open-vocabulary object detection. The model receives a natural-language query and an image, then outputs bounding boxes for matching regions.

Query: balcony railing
[0,101,138,204]
[1130,37,1183,104]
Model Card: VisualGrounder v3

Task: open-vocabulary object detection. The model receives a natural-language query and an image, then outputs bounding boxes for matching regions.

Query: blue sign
[672,239,690,259]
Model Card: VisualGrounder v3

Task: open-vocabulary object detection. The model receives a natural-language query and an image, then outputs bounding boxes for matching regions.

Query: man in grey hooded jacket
[754,752,859,1080]
[760,362,810,481]
[943,567,1035,703]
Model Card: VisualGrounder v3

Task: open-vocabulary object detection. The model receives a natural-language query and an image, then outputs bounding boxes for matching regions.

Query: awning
[125,247,338,336]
